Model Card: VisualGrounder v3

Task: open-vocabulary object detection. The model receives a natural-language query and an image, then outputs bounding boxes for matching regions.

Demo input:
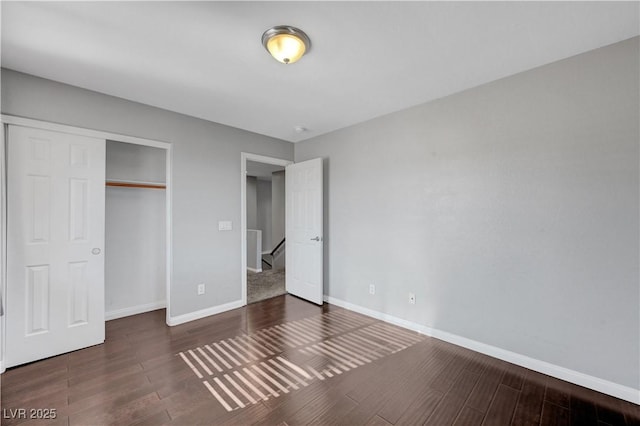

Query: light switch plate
[218,221,232,231]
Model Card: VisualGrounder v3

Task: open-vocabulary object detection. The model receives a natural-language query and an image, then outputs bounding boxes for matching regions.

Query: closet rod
[106,181,166,190]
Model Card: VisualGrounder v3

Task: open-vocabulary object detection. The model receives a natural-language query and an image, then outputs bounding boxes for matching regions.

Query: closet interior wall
[105,140,166,319]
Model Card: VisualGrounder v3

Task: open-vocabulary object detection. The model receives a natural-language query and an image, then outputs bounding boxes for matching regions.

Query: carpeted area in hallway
[247,268,286,304]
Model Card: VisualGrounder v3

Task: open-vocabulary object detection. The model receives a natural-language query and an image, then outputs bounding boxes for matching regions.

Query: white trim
[105,301,166,321]
[164,143,173,324]
[324,295,640,405]
[0,124,5,375]
[1,115,174,327]
[262,250,270,255]
[0,115,171,149]
[240,153,293,307]
[247,267,262,273]
[167,299,244,326]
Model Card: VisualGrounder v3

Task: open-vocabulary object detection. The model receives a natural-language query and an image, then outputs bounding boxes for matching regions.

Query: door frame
[0,124,6,373]
[0,115,174,330]
[240,152,293,306]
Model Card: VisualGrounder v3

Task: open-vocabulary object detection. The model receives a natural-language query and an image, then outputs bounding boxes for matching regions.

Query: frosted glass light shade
[262,26,311,64]
[266,33,306,64]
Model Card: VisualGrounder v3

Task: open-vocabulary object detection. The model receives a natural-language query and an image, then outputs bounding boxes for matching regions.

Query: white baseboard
[106,301,166,321]
[247,267,262,273]
[167,299,244,326]
[323,295,640,405]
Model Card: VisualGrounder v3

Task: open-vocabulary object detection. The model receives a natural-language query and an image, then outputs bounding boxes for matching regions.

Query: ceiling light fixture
[262,25,311,64]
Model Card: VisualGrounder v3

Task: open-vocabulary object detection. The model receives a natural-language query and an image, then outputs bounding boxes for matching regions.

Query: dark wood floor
[1,295,638,425]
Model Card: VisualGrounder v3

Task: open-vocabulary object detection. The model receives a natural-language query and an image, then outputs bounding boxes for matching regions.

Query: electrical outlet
[409,293,416,304]
[197,283,205,295]
[369,284,376,295]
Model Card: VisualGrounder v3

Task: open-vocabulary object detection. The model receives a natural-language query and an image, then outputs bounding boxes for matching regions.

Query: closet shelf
[106,180,166,190]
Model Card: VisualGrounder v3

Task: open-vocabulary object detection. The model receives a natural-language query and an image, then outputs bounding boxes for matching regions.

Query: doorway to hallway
[242,154,290,305]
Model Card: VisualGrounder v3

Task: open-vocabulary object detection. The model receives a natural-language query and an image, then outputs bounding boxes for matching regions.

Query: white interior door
[6,125,106,368]
[285,158,323,305]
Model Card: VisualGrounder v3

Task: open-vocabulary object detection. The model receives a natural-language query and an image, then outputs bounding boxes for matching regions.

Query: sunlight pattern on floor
[178,310,425,412]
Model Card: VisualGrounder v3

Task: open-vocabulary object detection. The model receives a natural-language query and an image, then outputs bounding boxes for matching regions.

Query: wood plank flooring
[1,295,638,425]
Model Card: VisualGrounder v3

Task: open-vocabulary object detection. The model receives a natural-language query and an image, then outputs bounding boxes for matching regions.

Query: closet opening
[105,140,169,320]
[0,115,173,370]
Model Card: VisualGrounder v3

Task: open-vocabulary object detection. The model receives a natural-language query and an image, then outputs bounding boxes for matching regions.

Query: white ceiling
[2,2,638,143]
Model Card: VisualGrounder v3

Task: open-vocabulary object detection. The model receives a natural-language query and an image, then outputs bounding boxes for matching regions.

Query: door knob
[92,248,101,255]
[310,236,321,241]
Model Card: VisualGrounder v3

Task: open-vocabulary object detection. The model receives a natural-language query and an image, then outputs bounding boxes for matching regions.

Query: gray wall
[246,176,257,230]
[295,38,639,389]
[257,179,272,252]
[246,230,261,271]
[106,140,166,182]
[105,141,166,316]
[271,171,286,247]
[1,69,294,317]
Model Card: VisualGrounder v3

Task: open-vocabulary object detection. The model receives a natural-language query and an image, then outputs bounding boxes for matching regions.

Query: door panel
[285,158,323,305]
[7,125,106,367]
[26,265,50,334]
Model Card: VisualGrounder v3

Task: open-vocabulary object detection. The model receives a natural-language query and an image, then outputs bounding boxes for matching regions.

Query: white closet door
[6,125,106,367]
